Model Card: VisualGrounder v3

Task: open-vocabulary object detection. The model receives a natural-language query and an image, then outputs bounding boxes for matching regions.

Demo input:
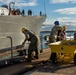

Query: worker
[49,21,62,43]
[56,29,64,41]
[56,26,66,41]
[62,26,66,40]
[21,28,38,62]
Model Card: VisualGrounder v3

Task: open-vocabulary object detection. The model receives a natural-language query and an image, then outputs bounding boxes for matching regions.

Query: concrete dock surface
[24,63,76,75]
[24,72,75,75]
[23,60,76,75]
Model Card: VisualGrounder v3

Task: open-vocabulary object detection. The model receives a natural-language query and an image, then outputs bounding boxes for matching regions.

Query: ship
[0,2,46,49]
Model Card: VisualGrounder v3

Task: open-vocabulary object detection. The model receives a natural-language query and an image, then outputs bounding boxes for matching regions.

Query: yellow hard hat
[21,28,26,32]
[62,26,66,30]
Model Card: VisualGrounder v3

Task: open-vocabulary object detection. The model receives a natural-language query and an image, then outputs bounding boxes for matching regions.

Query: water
[66,31,74,37]
[39,31,50,50]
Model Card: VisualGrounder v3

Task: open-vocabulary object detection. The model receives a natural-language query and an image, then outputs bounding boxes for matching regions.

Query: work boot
[26,58,31,62]
[34,56,39,59]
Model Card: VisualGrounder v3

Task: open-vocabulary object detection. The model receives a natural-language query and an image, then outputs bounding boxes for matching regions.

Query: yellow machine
[48,40,76,65]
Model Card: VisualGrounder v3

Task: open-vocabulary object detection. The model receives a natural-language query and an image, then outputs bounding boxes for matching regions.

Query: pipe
[7,36,13,63]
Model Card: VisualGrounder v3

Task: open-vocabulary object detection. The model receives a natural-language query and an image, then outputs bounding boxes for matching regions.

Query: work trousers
[28,37,38,60]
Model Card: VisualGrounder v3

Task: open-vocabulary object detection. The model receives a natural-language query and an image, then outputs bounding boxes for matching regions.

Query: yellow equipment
[48,40,76,65]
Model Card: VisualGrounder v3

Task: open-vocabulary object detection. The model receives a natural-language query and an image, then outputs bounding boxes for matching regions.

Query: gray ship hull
[0,15,46,49]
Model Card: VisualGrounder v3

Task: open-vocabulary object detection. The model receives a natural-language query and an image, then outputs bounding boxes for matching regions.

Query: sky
[1,0,76,26]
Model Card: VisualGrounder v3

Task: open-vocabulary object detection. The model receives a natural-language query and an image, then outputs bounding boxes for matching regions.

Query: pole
[40,33,43,53]
[9,2,15,15]
[44,2,46,16]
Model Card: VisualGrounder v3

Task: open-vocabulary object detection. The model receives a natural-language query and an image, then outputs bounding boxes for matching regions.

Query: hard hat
[62,26,66,30]
[21,28,26,32]
[54,21,59,25]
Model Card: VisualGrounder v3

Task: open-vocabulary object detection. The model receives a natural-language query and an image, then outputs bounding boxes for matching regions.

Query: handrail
[7,36,13,63]
[0,36,13,63]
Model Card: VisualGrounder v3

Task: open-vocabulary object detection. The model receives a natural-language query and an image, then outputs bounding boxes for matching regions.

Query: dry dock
[0,48,76,75]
